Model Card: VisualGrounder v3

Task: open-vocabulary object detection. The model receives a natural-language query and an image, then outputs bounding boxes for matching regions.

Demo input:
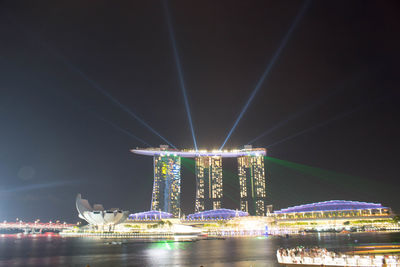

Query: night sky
[0,1,399,222]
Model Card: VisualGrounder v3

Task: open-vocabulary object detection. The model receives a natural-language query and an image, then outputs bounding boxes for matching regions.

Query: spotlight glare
[163,0,198,151]
[39,41,176,148]
[96,116,151,147]
[74,70,176,148]
[220,0,311,150]
[247,70,367,145]
[1,181,81,194]
[266,96,387,148]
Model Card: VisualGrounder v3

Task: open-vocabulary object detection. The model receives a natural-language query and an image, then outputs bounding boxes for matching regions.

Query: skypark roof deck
[131,147,266,158]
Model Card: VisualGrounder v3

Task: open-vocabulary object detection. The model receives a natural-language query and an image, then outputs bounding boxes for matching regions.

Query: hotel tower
[238,146,266,216]
[194,156,223,212]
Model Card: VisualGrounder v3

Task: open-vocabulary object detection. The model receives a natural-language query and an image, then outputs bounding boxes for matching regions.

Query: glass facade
[151,155,181,217]
[238,154,266,216]
[195,156,223,212]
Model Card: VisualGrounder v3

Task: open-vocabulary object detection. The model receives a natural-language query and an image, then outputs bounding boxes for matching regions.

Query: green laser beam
[265,156,390,196]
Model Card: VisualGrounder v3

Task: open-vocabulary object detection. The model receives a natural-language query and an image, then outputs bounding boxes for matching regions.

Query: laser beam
[96,116,151,147]
[265,156,377,197]
[266,96,387,148]
[52,84,152,147]
[247,71,367,145]
[37,41,176,148]
[163,0,198,151]
[220,0,311,150]
[0,180,81,194]
[5,11,174,148]
[64,62,176,148]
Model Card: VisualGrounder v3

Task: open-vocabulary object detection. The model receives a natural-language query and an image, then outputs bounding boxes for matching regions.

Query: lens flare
[163,0,198,150]
[220,0,311,150]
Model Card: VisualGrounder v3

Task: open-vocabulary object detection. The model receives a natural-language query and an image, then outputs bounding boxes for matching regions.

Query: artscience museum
[76,194,129,229]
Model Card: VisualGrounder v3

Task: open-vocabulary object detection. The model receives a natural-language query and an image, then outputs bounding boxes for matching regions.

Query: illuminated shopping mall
[272,200,396,231]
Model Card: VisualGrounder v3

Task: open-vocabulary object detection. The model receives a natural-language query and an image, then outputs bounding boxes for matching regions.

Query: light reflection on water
[0,233,399,266]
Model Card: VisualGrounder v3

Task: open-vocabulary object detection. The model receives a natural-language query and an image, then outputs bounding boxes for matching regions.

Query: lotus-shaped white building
[76,194,129,227]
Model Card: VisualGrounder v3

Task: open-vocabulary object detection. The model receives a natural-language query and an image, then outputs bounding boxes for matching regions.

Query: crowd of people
[277,246,400,266]
[278,247,338,259]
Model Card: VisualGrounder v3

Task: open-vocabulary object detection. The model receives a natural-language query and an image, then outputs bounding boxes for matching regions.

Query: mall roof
[274,200,387,214]
[187,209,249,220]
[128,210,173,220]
[131,147,266,158]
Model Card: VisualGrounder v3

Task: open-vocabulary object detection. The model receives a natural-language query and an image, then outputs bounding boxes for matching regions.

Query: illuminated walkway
[0,221,75,232]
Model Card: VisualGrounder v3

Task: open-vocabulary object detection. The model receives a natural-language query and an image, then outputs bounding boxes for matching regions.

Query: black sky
[0,1,399,222]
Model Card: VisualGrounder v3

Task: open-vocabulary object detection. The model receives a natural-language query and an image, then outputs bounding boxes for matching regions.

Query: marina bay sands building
[131,145,266,217]
[152,151,181,216]
[238,146,266,216]
[195,156,223,212]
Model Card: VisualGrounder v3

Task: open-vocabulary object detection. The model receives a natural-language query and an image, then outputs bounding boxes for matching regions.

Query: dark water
[0,232,399,267]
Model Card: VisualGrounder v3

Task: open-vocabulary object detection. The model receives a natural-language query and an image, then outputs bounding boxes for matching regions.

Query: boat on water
[277,246,400,266]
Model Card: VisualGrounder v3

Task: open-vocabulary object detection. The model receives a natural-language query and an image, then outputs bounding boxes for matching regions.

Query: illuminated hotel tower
[238,146,266,216]
[151,147,181,217]
[195,156,223,212]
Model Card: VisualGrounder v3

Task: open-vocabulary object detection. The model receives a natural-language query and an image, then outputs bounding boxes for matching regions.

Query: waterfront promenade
[0,221,75,233]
